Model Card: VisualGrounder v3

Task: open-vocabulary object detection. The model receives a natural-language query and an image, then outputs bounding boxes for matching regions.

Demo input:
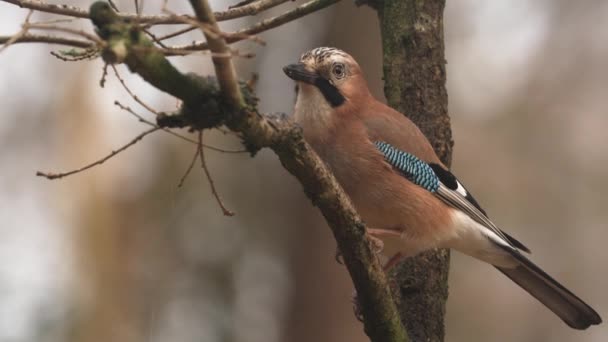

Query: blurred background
[0,0,606,341]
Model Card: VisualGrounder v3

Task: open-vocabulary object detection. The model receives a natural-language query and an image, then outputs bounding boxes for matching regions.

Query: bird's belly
[332,165,455,258]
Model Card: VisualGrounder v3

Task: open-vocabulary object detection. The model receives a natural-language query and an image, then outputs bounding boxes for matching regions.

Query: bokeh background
[0,0,606,341]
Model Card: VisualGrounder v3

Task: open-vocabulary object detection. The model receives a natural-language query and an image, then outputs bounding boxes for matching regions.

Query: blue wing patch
[374,141,439,192]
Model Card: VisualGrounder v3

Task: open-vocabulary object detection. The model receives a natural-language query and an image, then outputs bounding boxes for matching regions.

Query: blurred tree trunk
[375,0,452,341]
[59,68,144,342]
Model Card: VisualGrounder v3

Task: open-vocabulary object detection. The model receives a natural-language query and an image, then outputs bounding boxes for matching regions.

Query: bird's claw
[351,290,364,322]
[335,247,344,265]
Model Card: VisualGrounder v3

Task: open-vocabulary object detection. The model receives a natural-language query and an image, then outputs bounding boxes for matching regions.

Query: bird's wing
[374,141,530,253]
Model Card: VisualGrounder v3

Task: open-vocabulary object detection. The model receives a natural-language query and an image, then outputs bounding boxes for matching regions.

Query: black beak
[283,63,319,85]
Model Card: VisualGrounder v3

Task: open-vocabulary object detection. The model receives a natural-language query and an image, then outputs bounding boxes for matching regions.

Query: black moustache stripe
[314,78,345,107]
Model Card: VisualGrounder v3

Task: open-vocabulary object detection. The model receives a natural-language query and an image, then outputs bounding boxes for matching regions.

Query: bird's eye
[332,63,346,79]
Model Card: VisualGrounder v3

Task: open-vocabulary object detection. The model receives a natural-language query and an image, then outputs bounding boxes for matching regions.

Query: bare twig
[114,101,247,153]
[161,6,263,46]
[197,131,235,216]
[28,23,103,44]
[189,0,244,108]
[177,144,200,187]
[156,25,198,41]
[34,18,77,25]
[172,0,340,52]
[100,63,109,87]
[111,64,161,115]
[1,0,288,25]
[158,46,254,58]
[2,0,335,55]
[36,127,159,180]
[0,33,253,58]
[0,10,33,54]
[50,47,98,61]
[230,0,256,9]
[108,0,119,12]
[0,33,93,48]
[143,28,170,49]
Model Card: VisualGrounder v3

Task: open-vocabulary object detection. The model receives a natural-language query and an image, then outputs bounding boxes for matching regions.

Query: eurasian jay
[283,47,601,330]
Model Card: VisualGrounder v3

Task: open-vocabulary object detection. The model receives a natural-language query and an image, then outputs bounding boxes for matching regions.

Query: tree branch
[0,33,91,48]
[189,0,243,107]
[2,0,340,56]
[173,0,340,51]
[1,0,290,25]
[88,1,407,341]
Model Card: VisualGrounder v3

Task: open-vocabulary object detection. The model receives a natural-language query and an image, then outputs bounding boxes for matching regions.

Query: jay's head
[283,47,370,108]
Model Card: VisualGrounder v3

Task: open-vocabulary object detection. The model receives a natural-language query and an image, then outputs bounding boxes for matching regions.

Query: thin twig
[100,63,109,87]
[156,25,197,41]
[2,0,337,54]
[28,23,103,44]
[230,0,256,9]
[177,145,200,187]
[172,0,341,52]
[36,127,159,180]
[198,131,235,216]
[50,47,98,61]
[143,28,170,49]
[34,18,77,25]
[0,33,93,48]
[0,0,288,24]
[108,0,120,12]
[157,0,288,41]
[113,101,247,153]
[111,64,161,115]
[159,46,254,58]
[0,10,33,54]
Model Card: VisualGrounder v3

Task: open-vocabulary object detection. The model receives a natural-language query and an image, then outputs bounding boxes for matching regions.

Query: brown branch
[36,127,159,180]
[50,47,98,61]
[172,0,341,52]
[1,0,289,25]
[165,0,288,35]
[197,131,235,216]
[177,143,200,187]
[156,25,198,41]
[0,33,93,48]
[28,23,103,44]
[113,101,246,153]
[111,64,161,115]
[107,0,119,12]
[160,7,265,46]
[0,9,33,54]
[189,0,244,108]
[2,0,333,55]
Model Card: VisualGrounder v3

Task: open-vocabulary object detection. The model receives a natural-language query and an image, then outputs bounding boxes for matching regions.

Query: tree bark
[376,0,452,341]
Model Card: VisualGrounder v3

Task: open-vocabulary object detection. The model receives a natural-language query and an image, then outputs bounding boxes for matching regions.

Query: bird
[282,47,602,330]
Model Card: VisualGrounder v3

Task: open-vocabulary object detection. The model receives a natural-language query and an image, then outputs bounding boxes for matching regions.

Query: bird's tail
[495,246,602,329]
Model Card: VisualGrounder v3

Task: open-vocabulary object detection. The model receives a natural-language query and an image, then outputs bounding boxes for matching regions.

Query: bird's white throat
[293,84,334,140]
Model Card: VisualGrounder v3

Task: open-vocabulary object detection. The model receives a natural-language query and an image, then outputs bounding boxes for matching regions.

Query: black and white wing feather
[374,141,603,329]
